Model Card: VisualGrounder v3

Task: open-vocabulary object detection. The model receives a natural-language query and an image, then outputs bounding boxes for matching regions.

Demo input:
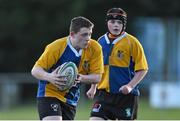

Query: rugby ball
[57,62,78,91]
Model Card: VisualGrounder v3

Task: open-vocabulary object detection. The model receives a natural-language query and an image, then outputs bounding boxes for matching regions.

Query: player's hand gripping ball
[57,62,78,91]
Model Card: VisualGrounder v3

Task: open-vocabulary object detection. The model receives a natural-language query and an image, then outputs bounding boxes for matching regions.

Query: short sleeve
[89,41,104,74]
[34,45,59,70]
[131,38,148,71]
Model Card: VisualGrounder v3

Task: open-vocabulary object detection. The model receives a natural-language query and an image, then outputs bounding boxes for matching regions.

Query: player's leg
[61,102,76,120]
[42,116,62,121]
[115,94,139,120]
[89,101,107,120]
[37,97,62,121]
[89,117,105,120]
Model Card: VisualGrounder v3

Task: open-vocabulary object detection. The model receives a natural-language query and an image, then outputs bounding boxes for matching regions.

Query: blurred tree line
[0,0,180,72]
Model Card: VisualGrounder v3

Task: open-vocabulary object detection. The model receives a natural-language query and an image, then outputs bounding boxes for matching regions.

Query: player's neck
[69,37,81,51]
[108,32,125,41]
[108,33,118,39]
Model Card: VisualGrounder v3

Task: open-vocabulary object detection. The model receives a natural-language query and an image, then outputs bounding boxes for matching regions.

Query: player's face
[72,27,92,49]
[107,19,123,36]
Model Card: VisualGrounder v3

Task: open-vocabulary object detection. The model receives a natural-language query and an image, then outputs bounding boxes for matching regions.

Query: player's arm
[31,66,56,82]
[128,69,148,88]
[31,66,67,87]
[86,84,97,99]
[76,73,102,84]
[119,69,148,94]
[119,37,148,94]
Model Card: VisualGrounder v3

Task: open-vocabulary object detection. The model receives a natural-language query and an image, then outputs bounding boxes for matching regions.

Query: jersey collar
[104,32,127,44]
[67,37,82,57]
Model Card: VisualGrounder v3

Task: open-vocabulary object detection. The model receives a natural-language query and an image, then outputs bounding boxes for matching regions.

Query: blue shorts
[37,97,76,120]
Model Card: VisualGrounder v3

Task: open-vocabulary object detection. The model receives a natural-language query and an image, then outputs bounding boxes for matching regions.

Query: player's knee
[89,116,105,120]
[42,115,62,121]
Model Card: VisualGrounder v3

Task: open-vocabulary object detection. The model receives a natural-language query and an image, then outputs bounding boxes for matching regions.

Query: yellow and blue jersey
[34,36,104,106]
[97,32,148,95]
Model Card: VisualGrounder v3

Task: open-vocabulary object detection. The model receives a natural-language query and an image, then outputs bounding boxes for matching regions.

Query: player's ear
[70,31,75,37]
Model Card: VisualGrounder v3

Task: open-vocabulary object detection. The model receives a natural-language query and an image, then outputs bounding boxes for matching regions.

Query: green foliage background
[1,0,180,72]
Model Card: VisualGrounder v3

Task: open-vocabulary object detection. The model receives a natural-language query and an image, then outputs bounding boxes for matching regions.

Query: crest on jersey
[83,60,90,72]
[117,50,124,60]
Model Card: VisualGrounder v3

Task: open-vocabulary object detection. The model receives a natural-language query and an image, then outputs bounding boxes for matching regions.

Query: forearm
[90,84,97,89]
[128,70,148,88]
[78,74,102,84]
[31,66,51,81]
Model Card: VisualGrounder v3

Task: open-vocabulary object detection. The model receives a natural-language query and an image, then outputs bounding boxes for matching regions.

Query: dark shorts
[90,90,138,120]
[37,97,76,120]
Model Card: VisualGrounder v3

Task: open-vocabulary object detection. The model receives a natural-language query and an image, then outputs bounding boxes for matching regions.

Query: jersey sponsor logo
[92,103,101,112]
[50,104,59,111]
[117,50,124,60]
[125,108,131,117]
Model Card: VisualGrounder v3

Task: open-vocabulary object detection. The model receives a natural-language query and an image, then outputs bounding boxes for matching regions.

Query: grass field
[0,98,180,120]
